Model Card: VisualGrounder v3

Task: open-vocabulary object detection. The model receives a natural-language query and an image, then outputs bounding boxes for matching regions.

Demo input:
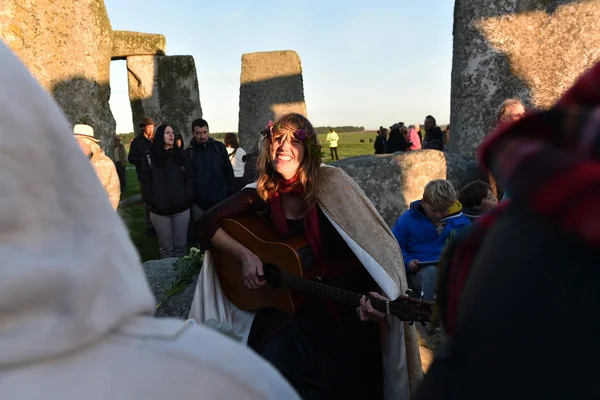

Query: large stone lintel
[112,31,166,60]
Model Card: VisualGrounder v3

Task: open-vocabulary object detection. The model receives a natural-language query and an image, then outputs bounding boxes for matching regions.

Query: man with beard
[422,115,444,151]
[187,118,235,220]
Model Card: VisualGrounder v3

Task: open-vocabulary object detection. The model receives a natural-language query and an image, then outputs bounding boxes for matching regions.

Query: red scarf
[268,175,325,277]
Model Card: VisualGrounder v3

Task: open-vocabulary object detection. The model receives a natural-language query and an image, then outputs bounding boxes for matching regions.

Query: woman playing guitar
[189,113,422,399]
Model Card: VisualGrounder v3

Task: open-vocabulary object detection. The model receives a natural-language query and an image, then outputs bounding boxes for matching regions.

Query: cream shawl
[189,165,423,398]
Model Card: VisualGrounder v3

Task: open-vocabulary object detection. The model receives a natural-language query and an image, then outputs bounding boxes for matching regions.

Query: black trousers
[330,147,339,160]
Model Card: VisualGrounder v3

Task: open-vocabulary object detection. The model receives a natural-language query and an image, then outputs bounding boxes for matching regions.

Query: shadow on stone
[238,73,306,149]
[51,76,117,156]
[450,0,595,157]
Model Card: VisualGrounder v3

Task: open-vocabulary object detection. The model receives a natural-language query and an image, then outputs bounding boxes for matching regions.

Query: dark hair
[191,118,209,131]
[150,124,184,167]
[459,180,491,208]
[224,132,240,149]
[425,115,437,125]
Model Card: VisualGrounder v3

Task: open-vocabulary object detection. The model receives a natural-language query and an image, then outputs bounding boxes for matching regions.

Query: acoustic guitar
[211,216,433,324]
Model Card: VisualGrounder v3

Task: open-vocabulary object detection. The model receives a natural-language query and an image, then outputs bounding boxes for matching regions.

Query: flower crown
[262,120,323,159]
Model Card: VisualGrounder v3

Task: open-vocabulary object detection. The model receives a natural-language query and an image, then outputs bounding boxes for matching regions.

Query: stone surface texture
[127,55,202,144]
[112,31,166,60]
[142,258,198,319]
[450,0,600,157]
[238,50,307,150]
[332,150,447,227]
[0,0,116,154]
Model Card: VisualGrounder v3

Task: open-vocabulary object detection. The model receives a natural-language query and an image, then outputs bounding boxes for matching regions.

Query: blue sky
[106,0,454,133]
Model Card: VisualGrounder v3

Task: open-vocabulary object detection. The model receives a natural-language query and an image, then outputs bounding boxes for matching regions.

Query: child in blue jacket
[392,179,471,301]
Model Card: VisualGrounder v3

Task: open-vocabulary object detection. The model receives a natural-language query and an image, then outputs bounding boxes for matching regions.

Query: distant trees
[314,126,365,134]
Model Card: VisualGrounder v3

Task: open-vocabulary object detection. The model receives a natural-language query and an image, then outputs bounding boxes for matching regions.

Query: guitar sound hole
[263,264,283,288]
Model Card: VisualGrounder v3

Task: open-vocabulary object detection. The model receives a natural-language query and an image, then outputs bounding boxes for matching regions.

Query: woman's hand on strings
[239,251,266,290]
[357,292,388,322]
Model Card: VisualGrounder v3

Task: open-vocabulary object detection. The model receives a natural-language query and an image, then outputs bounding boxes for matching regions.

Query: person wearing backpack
[140,124,195,258]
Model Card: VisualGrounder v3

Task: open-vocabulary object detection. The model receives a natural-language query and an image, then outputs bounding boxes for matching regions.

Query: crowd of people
[375,117,450,155]
[4,32,600,399]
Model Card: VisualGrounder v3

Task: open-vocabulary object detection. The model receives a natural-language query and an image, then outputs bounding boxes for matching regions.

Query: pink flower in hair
[295,129,307,141]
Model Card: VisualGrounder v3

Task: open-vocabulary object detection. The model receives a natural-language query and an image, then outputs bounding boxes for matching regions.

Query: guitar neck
[263,269,431,322]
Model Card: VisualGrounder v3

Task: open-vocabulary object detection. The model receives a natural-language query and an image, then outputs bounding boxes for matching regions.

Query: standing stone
[238,50,307,150]
[0,0,116,153]
[450,0,600,157]
[332,151,447,227]
[127,55,202,144]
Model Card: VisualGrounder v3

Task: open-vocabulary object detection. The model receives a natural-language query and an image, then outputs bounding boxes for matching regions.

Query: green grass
[318,131,376,162]
[120,132,377,261]
[118,167,159,262]
[121,167,140,200]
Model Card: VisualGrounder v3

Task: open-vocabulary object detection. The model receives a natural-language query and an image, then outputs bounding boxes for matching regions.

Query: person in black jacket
[139,124,194,259]
[128,117,156,236]
[422,115,444,151]
[374,127,388,154]
[386,123,411,153]
[187,118,235,220]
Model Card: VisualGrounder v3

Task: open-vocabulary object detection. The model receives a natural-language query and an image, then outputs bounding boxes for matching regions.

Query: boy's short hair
[423,179,456,211]
[459,180,491,208]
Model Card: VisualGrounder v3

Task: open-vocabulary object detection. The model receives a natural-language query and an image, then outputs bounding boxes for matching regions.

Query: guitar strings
[263,269,431,318]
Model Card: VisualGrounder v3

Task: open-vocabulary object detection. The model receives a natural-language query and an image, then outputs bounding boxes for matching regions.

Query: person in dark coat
[128,117,156,235]
[422,115,444,151]
[418,62,600,400]
[128,117,156,175]
[139,124,194,258]
[374,127,388,154]
[387,123,411,153]
[186,118,235,220]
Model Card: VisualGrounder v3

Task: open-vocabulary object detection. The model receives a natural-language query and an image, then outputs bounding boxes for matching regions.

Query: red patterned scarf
[439,61,600,334]
[268,175,324,276]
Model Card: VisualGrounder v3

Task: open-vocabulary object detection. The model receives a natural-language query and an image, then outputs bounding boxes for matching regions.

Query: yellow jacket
[326,131,339,147]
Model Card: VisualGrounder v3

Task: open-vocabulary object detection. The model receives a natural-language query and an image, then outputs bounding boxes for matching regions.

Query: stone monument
[450,0,600,157]
[238,50,307,150]
[127,55,203,144]
[0,0,203,153]
[0,0,116,152]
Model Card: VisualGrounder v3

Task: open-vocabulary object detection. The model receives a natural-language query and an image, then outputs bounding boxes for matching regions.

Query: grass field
[119,131,377,261]
[118,168,160,262]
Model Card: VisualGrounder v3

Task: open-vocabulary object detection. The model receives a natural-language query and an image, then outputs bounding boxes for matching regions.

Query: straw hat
[73,124,100,143]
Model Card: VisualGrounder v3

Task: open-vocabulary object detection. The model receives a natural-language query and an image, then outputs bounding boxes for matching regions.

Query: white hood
[0,42,155,366]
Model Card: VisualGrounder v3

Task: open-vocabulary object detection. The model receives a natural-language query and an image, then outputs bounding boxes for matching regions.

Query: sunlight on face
[480,190,498,212]
[270,131,305,180]
[501,104,526,122]
[76,137,92,156]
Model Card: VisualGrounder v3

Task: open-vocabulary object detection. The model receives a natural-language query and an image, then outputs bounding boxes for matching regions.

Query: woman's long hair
[150,124,184,167]
[256,113,321,211]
